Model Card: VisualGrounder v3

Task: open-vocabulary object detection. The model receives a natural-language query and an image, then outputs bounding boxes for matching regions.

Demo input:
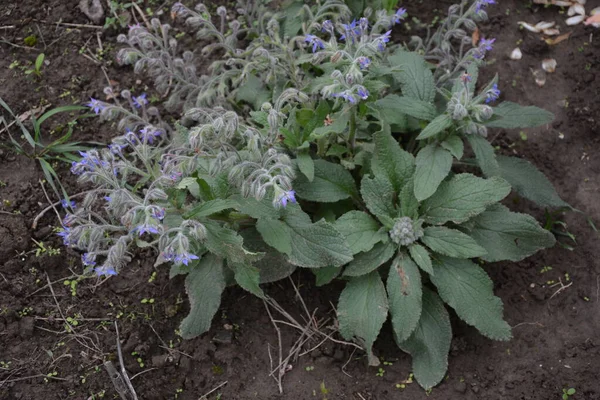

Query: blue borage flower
[275,190,296,208]
[139,126,163,144]
[473,37,495,59]
[357,87,369,100]
[94,265,117,277]
[135,222,161,236]
[356,56,371,70]
[340,20,360,42]
[167,251,200,266]
[305,34,325,53]
[475,0,496,13]
[82,253,96,266]
[71,150,109,175]
[150,207,166,220]
[375,30,392,51]
[61,199,76,209]
[460,72,473,83]
[108,143,126,155]
[321,20,334,34]
[332,91,357,104]
[57,227,71,246]
[392,8,407,25]
[86,98,104,115]
[485,83,500,104]
[132,93,148,108]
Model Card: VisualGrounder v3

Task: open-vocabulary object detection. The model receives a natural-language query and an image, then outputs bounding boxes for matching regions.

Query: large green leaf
[421,226,487,258]
[180,254,225,339]
[399,178,419,219]
[416,114,453,140]
[256,218,292,256]
[441,135,464,160]
[184,199,239,218]
[372,127,415,194]
[294,159,358,202]
[466,134,499,177]
[314,266,342,286]
[239,228,297,283]
[230,263,264,298]
[485,101,554,129]
[373,94,437,121]
[389,51,436,103]
[431,256,512,341]
[361,175,396,227]
[338,272,389,360]
[343,241,396,277]
[311,109,351,139]
[496,156,569,208]
[297,151,315,182]
[414,144,453,201]
[387,253,422,343]
[369,99,408,128]
[204,220,261,265]
[408,243,433,275]
[421,174,511,225]
[283,208,353,268]
[462,204,556,262]
[232,195,281,220]
[334,211,387,255]
[396,288,451,390]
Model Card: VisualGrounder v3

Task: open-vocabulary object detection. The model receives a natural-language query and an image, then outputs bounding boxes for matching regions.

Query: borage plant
[60,0,569,389]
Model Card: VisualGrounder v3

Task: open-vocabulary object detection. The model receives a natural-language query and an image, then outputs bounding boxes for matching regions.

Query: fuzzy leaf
[368,99,408,128]
[239,228,296,283]
[396,288,451,390]
[422,227,487,258]
[283,209,353,268]
[232,195,280,220]
[204,220,261,265]
[256,218,292,256]
[441,135,464,160]
[387,253,422,343]
[297,151,315,182]
[463,204,556,262]
[373,94,437,121]
[311,110,350,138]
[390,51,436,103]
[421,174,511,225]
[184,199,239,218]
[408,243,433,275]
[334,211,387,255]
[230,263,264,298]
[485,101,554,129]
[414,144,453,201]
[294,159,358,202]
[314,266,342,286]
[338,272,389,360]
[372,127,415,194]
[180,254,225,339]
[343,241,396,277]
[400,178,419,219]
[496,156,569,208]
[416,114,453,140]
[467,134,499,177]
[361,175,396,227]
[431,256,512,341]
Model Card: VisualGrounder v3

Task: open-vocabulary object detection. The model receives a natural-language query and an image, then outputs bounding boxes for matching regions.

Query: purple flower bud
[82,253,96,266]
[357,87,369,100]
[485,83,500,104]
[57,227,71,246]
[150,207,166,220]
[357,56,371,70]
[321,20,334,34]
[132,93,148,108]
[61,199,76,209]
[86,98,104,115]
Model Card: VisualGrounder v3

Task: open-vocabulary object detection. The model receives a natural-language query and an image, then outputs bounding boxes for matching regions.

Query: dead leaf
[472,27,480,47]
[544,31,572,45]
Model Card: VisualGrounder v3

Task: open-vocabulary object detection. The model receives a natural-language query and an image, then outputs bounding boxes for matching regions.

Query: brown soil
[1,1,600,399]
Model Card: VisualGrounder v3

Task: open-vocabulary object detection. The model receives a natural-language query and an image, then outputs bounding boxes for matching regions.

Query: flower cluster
[389,217,424,247]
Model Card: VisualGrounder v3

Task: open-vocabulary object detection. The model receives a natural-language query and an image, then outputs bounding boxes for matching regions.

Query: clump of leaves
[60,0,569,390]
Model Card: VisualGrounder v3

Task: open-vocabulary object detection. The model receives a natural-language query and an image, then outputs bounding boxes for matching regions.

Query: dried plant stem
[114,321,139,400]
[197,381,228,400]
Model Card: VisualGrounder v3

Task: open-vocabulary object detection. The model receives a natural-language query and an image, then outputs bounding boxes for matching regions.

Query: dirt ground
[1,0,600,399]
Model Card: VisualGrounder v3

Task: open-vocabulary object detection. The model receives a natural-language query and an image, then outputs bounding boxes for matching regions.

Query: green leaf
[256,218,292,256]
[297,151,315,182]
[408,244,433,275]
[338,272,389,360]
[368,99,408,128]
[396,288,451,390]
[416,114,453,140]
[294,159,358,203]
[421,174,511,225]
[283,209,353,268]
[311,110,350,139]
[343,241,396,277]
[399,178,419,219]
[361,175,396,227]
[232,195,280,220]
[421,227,487,258]
[184,199,239,218]
[239,228,297,283]
[334,211,387,255]
[314,266,342,287]
[230,263,264,298]
[414,144,453,202]
[387,253,422,343]
[485,101,554,129]
[204,220,260,265]
[462,203,556,262]
[496,156,569,208]
[431,256,512,341]
[372,126,415,193]
[441,135,464,160]
[372,95,437,121]
[390,51,436,102]
[466,134,499,177]
[180,254,225,339]
[236,74,270,109]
